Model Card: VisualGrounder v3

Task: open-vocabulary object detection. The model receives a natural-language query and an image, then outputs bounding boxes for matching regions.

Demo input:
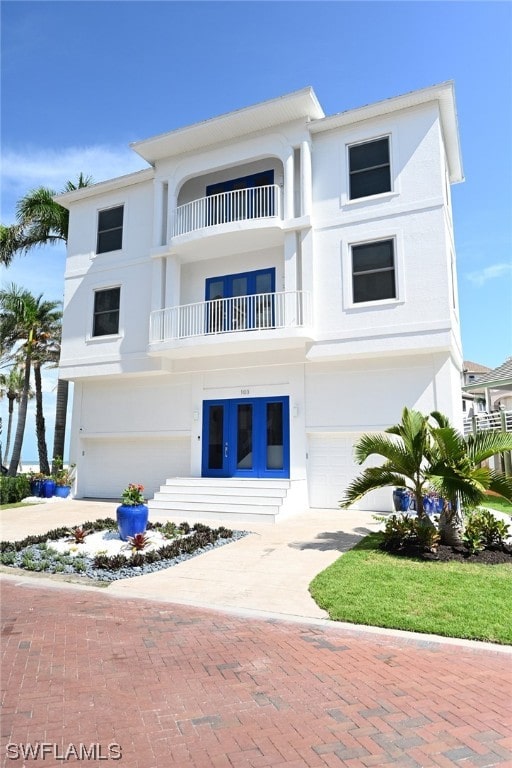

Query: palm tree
[340,407,433,519]
[0,366,34,466]
[32,313,62,475]
[341,406,512,545]
[1,173,92,462]
[428,412,512,544]
[0,285,61,475]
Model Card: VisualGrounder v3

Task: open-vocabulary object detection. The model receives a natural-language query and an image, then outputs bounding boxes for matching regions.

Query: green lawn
[0,502,34,511]
[483,496,512,516]
[309,533,512,644]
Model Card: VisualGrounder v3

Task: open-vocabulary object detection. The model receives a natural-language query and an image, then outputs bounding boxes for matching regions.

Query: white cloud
[465,263,512,286]
[1,145,149,220]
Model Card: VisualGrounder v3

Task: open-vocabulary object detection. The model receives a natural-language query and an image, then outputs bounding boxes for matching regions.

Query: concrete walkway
[0,498,380,621]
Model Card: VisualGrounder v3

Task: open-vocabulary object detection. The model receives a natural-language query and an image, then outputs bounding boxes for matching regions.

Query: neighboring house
[461,360,491,415]
[56,82,464,518]
[463,357,512,420]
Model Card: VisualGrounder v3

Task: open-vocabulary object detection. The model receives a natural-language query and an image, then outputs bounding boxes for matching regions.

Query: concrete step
[153,492,286,505]
[162,477,290,490]
[149,477,290,525]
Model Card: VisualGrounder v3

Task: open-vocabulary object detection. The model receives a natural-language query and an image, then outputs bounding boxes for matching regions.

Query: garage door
[80,437,191,499]
[307,432,391,511]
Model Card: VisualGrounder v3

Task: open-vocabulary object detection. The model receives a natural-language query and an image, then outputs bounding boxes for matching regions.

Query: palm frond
[340,467,409,507]
[466,430,512,463]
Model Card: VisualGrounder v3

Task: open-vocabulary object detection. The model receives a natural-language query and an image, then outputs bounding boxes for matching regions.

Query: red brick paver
[1,579,511,767]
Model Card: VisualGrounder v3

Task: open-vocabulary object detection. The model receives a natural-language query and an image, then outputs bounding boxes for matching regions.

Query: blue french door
[205,268,275,333]
[202,397,289,478]
[206,170,275,224]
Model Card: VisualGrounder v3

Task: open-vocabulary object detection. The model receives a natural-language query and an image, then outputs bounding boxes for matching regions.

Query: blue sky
[1,0,511,463]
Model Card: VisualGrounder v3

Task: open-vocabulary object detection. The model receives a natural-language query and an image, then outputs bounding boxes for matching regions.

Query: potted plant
[116,483,149,541]
[52,457,75,498]
[29,471,45,497]
[41,475,57,498]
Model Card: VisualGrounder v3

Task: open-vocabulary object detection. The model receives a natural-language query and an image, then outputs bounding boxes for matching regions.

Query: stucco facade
[57,83,464,513]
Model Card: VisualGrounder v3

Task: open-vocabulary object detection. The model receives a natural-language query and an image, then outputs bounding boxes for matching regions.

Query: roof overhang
[309,81,464,184]
[464,377,512,392]
[130,87,325,164]
[54,168,154,208]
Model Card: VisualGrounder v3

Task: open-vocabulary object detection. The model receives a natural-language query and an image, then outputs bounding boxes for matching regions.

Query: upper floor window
[352,239,396,303]
[97,205,124,253]
[93,287,120,336]
[349,138,390,200]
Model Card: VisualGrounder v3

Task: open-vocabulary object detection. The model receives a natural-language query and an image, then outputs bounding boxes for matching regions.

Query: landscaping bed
[0,518,249,582]
[402,543,512,565]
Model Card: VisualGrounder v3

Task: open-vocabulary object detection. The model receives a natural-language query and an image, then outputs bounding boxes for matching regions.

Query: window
[352,239,396,303]
[349,138,390,200]
[97,206,123,253]
[93,287,120,336]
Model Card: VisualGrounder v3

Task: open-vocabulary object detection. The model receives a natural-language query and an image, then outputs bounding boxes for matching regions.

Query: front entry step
[148,477,292,525]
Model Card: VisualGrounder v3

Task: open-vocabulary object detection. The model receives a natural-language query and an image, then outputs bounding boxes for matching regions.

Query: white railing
[150,290,311,343]
[463,409,512,436]
[171,184,281,237]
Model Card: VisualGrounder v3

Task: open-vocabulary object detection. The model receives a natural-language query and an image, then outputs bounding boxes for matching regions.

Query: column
[152,181,164,247]
[301,140,312,217]
[283,149,295,220]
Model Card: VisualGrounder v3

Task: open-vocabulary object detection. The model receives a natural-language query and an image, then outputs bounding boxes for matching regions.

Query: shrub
[381,514,439,552]
[1,474,31,504]
[464,509,510,552]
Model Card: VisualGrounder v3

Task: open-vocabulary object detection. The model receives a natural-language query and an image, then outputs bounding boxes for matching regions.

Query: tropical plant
[0,285,61,475]
[0,366,34,466]
[340,407,433,519]
[340,407,512,547]
[463,509,510,553]
[66,526,90,544]
[126,532,152,552]
[120,483,145,506]
[428,412,512,545]
[52,456,75,487]
[31,307,62,475]
[1,174,93,465]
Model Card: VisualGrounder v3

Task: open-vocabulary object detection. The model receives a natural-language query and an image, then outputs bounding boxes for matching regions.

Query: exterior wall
[61,178,156,378]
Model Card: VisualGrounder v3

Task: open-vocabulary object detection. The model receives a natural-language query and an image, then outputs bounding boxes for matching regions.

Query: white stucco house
[57,82,464,521]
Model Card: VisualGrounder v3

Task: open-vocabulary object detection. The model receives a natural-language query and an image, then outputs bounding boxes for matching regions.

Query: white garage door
[307,432,391,511]
[80,437,191,499]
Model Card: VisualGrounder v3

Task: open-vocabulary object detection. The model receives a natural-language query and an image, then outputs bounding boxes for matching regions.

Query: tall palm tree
[0,366,34,466]
[0,285,61,476]
[340,407,433,519]
[1,173,92,463]
[31,313,62,475]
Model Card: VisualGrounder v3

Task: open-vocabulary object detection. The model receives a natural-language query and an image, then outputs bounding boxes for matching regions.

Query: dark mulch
[388,544,512,565]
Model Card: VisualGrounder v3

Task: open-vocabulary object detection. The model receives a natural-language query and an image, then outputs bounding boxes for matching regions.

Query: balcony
[463,410,512,436]
[149,290,312,358]
[172,184,281,237]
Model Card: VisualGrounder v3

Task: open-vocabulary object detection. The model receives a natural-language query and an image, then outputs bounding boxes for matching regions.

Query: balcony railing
[463,410,512,436]
[171,184,281,237]
[150,290,311,343]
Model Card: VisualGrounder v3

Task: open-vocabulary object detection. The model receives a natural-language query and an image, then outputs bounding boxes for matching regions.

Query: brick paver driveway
[1,579,511,767]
